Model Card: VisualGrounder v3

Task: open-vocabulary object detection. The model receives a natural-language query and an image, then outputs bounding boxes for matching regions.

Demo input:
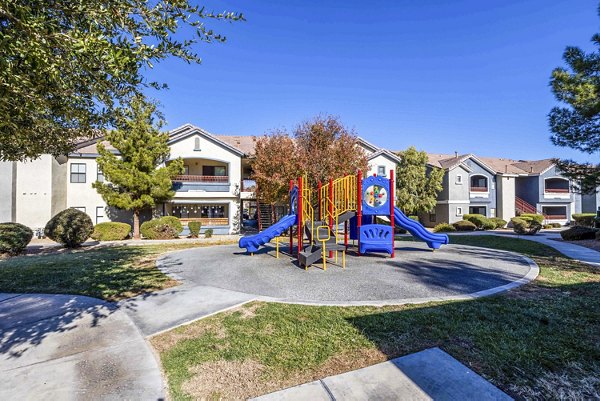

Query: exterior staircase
[257,202,273,230]
[515,196,537,215]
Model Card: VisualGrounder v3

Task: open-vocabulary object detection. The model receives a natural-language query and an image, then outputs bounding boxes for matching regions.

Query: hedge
[560,226,597,241]
[0,222,33,255]
[518,213,544,224]
[463,214,488,229]
[489,218,507,229]
[188,221,202,238]
[511,217,541,236]
[140,216,183,239]
[433,223,456,233]
[91,222,131,241]
[572,213,596,227]
[452,220,477,231]
[45,208,94,247]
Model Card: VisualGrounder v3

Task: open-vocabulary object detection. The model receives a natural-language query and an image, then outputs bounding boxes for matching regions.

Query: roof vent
[530,166,533,173]
[454,151,458,158]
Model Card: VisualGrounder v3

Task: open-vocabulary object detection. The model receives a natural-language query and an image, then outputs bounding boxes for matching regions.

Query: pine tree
[93,98,184,239]
[395,146,444,215]
[549,7,600,193]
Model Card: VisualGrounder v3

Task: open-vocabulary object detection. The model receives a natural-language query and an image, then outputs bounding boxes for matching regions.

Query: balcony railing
[180,217,229,226]
[545,214,567,220]
[470,187,488,192]
[544,188,569,193]
[173,175,229,183]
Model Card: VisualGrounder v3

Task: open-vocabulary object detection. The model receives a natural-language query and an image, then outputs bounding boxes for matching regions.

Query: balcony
[544,178,570,197]
[470,187,488,192]
[172,175,230,192]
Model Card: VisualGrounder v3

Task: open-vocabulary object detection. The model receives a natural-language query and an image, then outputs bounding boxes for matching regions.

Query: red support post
[328,178,334,258]
[297,177,303,259]
[357,170,363,256]
[289,179,294,254]
[389,169,395,258]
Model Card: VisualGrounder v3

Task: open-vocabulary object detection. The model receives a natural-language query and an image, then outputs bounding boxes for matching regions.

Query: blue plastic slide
[393,207,449,249]
[239,214,297,253]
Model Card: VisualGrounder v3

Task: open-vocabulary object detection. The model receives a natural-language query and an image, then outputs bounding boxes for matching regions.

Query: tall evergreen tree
[549,6,600,193]
[93,98,184,239]
[395,147,444,215]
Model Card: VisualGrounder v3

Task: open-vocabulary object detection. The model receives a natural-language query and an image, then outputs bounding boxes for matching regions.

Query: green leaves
[0,1,244,161]
[395,146,444,215]
[548,10,600,192]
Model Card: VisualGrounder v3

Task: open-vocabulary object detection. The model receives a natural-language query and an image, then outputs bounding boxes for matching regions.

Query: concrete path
[456,231,600,266]
[0,293,164,400]
[253,347,511,401]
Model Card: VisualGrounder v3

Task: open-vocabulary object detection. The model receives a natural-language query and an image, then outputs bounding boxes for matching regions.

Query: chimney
[454,151,458,158]
[530,166,533,173]
[505,165,508,173]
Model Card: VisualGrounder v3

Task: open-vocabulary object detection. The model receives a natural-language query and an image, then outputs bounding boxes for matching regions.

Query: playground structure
[238,169,449,269]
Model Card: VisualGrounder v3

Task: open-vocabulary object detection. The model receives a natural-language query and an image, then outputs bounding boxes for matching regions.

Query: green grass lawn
[0,241,235,301]
[152,236,600,400]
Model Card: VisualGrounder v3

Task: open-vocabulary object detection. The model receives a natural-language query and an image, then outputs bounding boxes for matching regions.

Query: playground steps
[299,220,347,268]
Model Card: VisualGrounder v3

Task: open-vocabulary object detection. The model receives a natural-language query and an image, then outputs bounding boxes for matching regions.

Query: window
[542,206,567,219]
[456,174,463,184]
[429,213,436,223]
[456,207,463,216]
[544,178,569,193]
[469,206,486,215]
[377,166,386,177]
[194,137,201,151]
[183,165,190,175]
[202,165,227,176]
[490,208,496,218]
[70,163,86,183]
[96,206,105,224]
[470,175,488,191]
[71,206,86,212]
[97,166,104,183]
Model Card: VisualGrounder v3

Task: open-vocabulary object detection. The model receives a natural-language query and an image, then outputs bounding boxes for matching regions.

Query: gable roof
[367,149,402,164]
[167,124,245,156]
[427,152,556,176]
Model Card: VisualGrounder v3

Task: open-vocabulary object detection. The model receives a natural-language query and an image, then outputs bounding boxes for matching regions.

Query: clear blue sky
[145,0,599,161]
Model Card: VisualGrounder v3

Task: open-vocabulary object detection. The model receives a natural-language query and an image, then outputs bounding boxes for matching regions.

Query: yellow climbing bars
[319,174,357,222]
[300,176,314,242]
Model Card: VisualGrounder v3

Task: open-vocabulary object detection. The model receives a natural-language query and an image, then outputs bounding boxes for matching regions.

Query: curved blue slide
[393,207,449,249]
[239,214,297,253]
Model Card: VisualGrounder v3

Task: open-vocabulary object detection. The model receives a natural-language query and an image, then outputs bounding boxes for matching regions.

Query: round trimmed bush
[433,223,456,233]
[560,226,597,241]
[204,228,214,238]
[490,218,507,229]
[452,220,477,231]
[91,222,131,241]
[140,216,183,240]
[572,213,596,227]
[511,217,542,236]
[45,208,93,247]
[188,221,202,238]
[463,214,488,229]
[0,222,33,255]
[518,213,544,225]
[482,220,496,230]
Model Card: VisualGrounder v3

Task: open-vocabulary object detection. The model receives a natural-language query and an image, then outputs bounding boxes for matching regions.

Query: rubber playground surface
[158,241,534,304]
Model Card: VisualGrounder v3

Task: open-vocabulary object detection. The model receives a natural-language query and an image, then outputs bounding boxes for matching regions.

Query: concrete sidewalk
[0,293,164,400]
[253,347,512,401]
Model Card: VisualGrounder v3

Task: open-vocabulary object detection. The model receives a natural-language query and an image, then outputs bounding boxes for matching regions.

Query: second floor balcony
[169,158,231,193]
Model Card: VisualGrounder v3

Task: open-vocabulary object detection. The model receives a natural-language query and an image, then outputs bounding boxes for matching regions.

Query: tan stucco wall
[497,175,516,221]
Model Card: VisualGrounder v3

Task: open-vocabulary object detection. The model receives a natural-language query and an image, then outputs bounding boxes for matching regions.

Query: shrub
[452,220,477,231]
[518,213,544,224]
[409,215,419,221]
[463,214,488,229]
[482,220,496,230]
[0,223,33,255]
[140,216,183,240]
[511,217,541,236]
[489,218,507,229]
[91,222,131,241]
[560,225,597,241]
[188,221,202,238]
[543,224,553,229]
[433,223,456,233]
[204,228,214,238]
[44,208,94,247]
[572,213,596,227]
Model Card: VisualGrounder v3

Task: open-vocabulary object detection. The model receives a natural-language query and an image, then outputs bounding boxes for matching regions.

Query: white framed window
[183,165,190,175]
[194,137,201,151]
[456,207,463,216]
[377,166,386,177]
[97,166,104,183]
[70,163,86,183]
[96,206,105,224]
[456,174,463,185]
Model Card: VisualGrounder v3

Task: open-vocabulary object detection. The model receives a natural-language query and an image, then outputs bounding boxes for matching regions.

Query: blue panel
[362,175,391,216]
[359,224,393,255]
